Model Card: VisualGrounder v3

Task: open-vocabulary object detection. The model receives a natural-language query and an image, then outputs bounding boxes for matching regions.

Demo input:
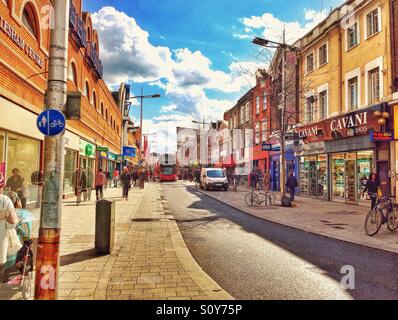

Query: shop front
[295,104,390,204]
[0,97,43,205]
[79,139,96,190]
[270,141,297,192]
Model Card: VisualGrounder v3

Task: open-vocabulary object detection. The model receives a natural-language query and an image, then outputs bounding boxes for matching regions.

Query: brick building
[0,0,130,203]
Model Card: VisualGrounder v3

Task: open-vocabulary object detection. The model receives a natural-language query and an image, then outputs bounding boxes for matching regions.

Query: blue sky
[84,0,343,153]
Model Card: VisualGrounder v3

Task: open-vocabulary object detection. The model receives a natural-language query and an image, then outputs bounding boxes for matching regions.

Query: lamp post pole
[34,0,69,300]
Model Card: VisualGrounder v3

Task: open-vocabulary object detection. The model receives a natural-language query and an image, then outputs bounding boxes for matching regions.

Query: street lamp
[129,88,161,158]
[192,120,211,130]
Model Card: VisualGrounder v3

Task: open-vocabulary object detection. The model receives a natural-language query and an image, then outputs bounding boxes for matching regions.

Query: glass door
[317,155,328,200]
[345,153,356,202]
[331,154,345,199]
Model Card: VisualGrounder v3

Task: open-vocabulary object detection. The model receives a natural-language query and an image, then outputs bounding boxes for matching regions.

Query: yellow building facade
[294,0,394,204]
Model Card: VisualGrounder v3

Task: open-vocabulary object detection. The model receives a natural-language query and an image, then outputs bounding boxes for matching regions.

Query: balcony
[69,3,77,30]
[75,17,87,48]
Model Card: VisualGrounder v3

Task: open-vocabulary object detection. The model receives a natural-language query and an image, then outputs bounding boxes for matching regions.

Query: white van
[200,168,229,191]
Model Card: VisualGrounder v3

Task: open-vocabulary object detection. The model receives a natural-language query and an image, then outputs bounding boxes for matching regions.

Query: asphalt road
[162,181,398,300]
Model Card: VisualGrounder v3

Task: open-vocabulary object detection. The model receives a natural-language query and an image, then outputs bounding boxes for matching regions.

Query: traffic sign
[262,143,272,151]
[37,109,66,136]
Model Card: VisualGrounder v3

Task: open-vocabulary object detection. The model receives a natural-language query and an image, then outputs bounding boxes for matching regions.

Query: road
[162,181,398,300]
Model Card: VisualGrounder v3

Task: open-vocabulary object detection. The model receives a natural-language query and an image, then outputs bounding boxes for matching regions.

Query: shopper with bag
[362,173,380,210]
[0,189,20,282]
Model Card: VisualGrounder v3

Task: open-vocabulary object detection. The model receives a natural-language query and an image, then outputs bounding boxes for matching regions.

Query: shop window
[368,67,380,104]
[305,95,315,123]
[22,3,39,40]
[348,77,358,110]
[255,122,260,145]
[262,120,268,142]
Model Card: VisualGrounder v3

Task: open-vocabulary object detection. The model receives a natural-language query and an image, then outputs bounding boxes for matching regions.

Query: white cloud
[240,8,328,44]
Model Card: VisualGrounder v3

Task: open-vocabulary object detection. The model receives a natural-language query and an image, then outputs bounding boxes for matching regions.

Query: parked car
[200,168,229,191]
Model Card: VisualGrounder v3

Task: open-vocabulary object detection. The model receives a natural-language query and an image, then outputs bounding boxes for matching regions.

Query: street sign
[37,109,66,136]
[370,131,394,142]
[262,143,272,151]
[123,146,136,157]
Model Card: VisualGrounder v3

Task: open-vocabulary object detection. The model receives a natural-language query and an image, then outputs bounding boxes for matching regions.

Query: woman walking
[120,167,132,200]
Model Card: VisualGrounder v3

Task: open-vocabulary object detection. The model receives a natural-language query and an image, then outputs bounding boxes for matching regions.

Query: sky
[83,0,344,154]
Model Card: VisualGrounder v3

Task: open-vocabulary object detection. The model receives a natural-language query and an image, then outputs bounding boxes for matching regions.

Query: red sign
[370,131,394,142]
[295,106,383,144]
[0,162,5,189]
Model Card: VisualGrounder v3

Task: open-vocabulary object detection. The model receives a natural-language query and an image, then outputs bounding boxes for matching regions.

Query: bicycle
[364,194,398,236]
[245,188,273,207]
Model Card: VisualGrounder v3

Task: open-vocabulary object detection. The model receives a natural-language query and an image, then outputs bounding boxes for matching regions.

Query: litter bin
[95,199,115,254]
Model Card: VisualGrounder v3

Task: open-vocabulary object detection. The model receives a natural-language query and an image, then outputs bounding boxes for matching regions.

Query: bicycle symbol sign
[37,109,66,136]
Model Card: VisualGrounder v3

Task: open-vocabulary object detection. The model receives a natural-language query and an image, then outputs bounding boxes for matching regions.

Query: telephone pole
[34,0,70,300]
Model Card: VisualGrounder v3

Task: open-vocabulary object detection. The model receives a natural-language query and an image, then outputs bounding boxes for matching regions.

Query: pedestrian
[95,168,107,201]
[6,168,27,209]
[113,168,119,187]
[139,169,146,189]
[120,167,132,200]
[0,186,20,283]
[249,169,258,190]
[286,170,298,202]
[263,170,272,192]
[257,169,264,189]
[72,167,87,206]
[362,173,380,210]
[133,169,139,187]
[83,167,93,202]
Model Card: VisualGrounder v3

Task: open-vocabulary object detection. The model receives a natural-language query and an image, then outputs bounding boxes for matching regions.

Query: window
[347,23,358,49]
[100,103,104,116]
[263,93,267,110]
[84,81,90,100]
[240,107,245,124]
[305,96,315,123]
[368,67,380,104]
[306,52,314,73]
[367,9,380,38]
[105,108,108,122]
[92,91,97,108]
[319,90,328,119]
[348,77,359,110]
[262,120,268,142]
[256,97,260,115]
[110,115,113,126]
[319,44,328,66]
[68,62,77,85]
[22,4,38,39]
[255,122,260,145]
[245,102,250,122]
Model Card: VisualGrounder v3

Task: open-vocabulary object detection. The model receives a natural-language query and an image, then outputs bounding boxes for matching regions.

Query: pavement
[0,183,232,300]
[184,182,398,254]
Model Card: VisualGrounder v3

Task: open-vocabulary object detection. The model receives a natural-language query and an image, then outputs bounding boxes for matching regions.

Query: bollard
[95,199,115,255]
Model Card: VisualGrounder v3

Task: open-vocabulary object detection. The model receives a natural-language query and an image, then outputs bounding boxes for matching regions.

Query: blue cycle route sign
[37,109,66,136]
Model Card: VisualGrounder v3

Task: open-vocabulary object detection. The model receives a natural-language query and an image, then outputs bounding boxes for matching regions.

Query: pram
[1,209,34,300]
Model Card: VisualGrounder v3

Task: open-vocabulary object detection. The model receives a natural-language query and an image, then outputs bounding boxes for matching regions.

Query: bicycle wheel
[387,209,398,232]
[245,192,259,207]
[364,208,382,236]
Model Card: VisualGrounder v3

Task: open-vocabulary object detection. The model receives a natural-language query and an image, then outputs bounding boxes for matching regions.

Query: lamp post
[252,33,300,198]
[130,87,161,159]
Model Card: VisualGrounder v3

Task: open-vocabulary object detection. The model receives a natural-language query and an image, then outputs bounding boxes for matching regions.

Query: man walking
[250,169,258,190]
[286,170,298,202]
[72,167,87,206]
[95,168,107,201]
[120,167,132,200]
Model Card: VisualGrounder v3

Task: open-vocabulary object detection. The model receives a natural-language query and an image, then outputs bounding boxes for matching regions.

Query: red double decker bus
[159,154,177,182]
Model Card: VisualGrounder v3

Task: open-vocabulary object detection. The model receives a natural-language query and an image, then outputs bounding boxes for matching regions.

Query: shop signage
[37,110,66,136]
[262,143,272,151]
[295,105,383,144]
[97,147,109,152]
[108,152,117,161]
[79,140,96,158]
[123,146,136,157]
[0,14,45,68]
[370,131,394,142]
